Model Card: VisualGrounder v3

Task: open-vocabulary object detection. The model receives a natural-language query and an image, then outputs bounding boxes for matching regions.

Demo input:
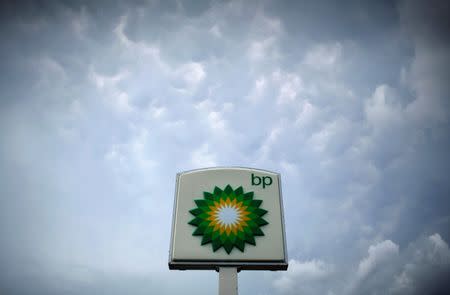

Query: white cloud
[303,42,342,70]
[389,233,450,295]
[195,99,231,133]
[33,56,67,86]
[147,105,166,120]
[357,240,399,279]
[114,15,128,45]
[89,69,129,89]
[258,125,282,162]
[207,111,226,131]
[172,62,206,92]
[104,128,157,178]
[246,10,283,62]
[71,5,88,39]
[307,117,352,154]
[209,24,221,38]
[113,15,214,98]
[190,143,217,167]
[114,91,133,113]
[258,14,282,35]
[195,98,214,112]
[365,84,403,130]
[273,259,334,293]
[272,70,304,104]
[295,100,318,128]
[69,99,82,116]
[279,160,299,177]
[429,233,449,250]
[113,14,169,72]
[89,68,133,113]
[248,37,278,61]
[246,76,267,102]
[349,236,450,294]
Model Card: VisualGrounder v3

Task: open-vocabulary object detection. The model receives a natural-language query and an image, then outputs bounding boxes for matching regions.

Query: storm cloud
[1,0,449,294]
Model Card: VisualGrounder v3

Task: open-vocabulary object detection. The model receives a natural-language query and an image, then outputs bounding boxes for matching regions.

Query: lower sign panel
[168,167,288,270]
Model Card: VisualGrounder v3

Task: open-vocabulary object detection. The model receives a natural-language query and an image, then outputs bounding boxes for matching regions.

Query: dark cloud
[0,0,449,294]
[399,0,450,45]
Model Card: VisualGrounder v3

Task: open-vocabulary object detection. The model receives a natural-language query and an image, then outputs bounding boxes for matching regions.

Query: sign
[169,167,288,270]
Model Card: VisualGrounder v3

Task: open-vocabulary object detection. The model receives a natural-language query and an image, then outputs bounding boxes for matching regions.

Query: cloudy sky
[1,0,449,294]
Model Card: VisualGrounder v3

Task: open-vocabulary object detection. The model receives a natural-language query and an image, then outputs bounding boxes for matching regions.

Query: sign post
[169,167,288,293]
[219,267,237,295]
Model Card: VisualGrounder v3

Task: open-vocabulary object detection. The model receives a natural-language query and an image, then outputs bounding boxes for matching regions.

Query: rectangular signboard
[169,167,288,270]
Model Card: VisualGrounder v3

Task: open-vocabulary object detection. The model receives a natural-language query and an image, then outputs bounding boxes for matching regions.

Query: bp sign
[169,167,288,270]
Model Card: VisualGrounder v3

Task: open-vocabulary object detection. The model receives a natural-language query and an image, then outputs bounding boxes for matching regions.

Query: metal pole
[219,267,238,295]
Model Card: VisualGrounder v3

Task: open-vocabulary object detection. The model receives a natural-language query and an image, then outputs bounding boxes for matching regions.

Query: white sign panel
[169,167,288,270]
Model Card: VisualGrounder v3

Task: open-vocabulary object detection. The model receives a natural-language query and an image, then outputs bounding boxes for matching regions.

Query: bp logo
[188,185,268,254]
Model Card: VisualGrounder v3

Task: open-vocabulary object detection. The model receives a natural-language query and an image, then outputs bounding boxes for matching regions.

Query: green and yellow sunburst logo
[188,185,269,254]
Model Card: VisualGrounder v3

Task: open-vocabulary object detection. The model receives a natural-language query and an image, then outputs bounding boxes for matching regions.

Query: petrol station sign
[169,167,288,270]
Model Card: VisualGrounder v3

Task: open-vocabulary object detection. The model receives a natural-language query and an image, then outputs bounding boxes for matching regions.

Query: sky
[0,0,449,294]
